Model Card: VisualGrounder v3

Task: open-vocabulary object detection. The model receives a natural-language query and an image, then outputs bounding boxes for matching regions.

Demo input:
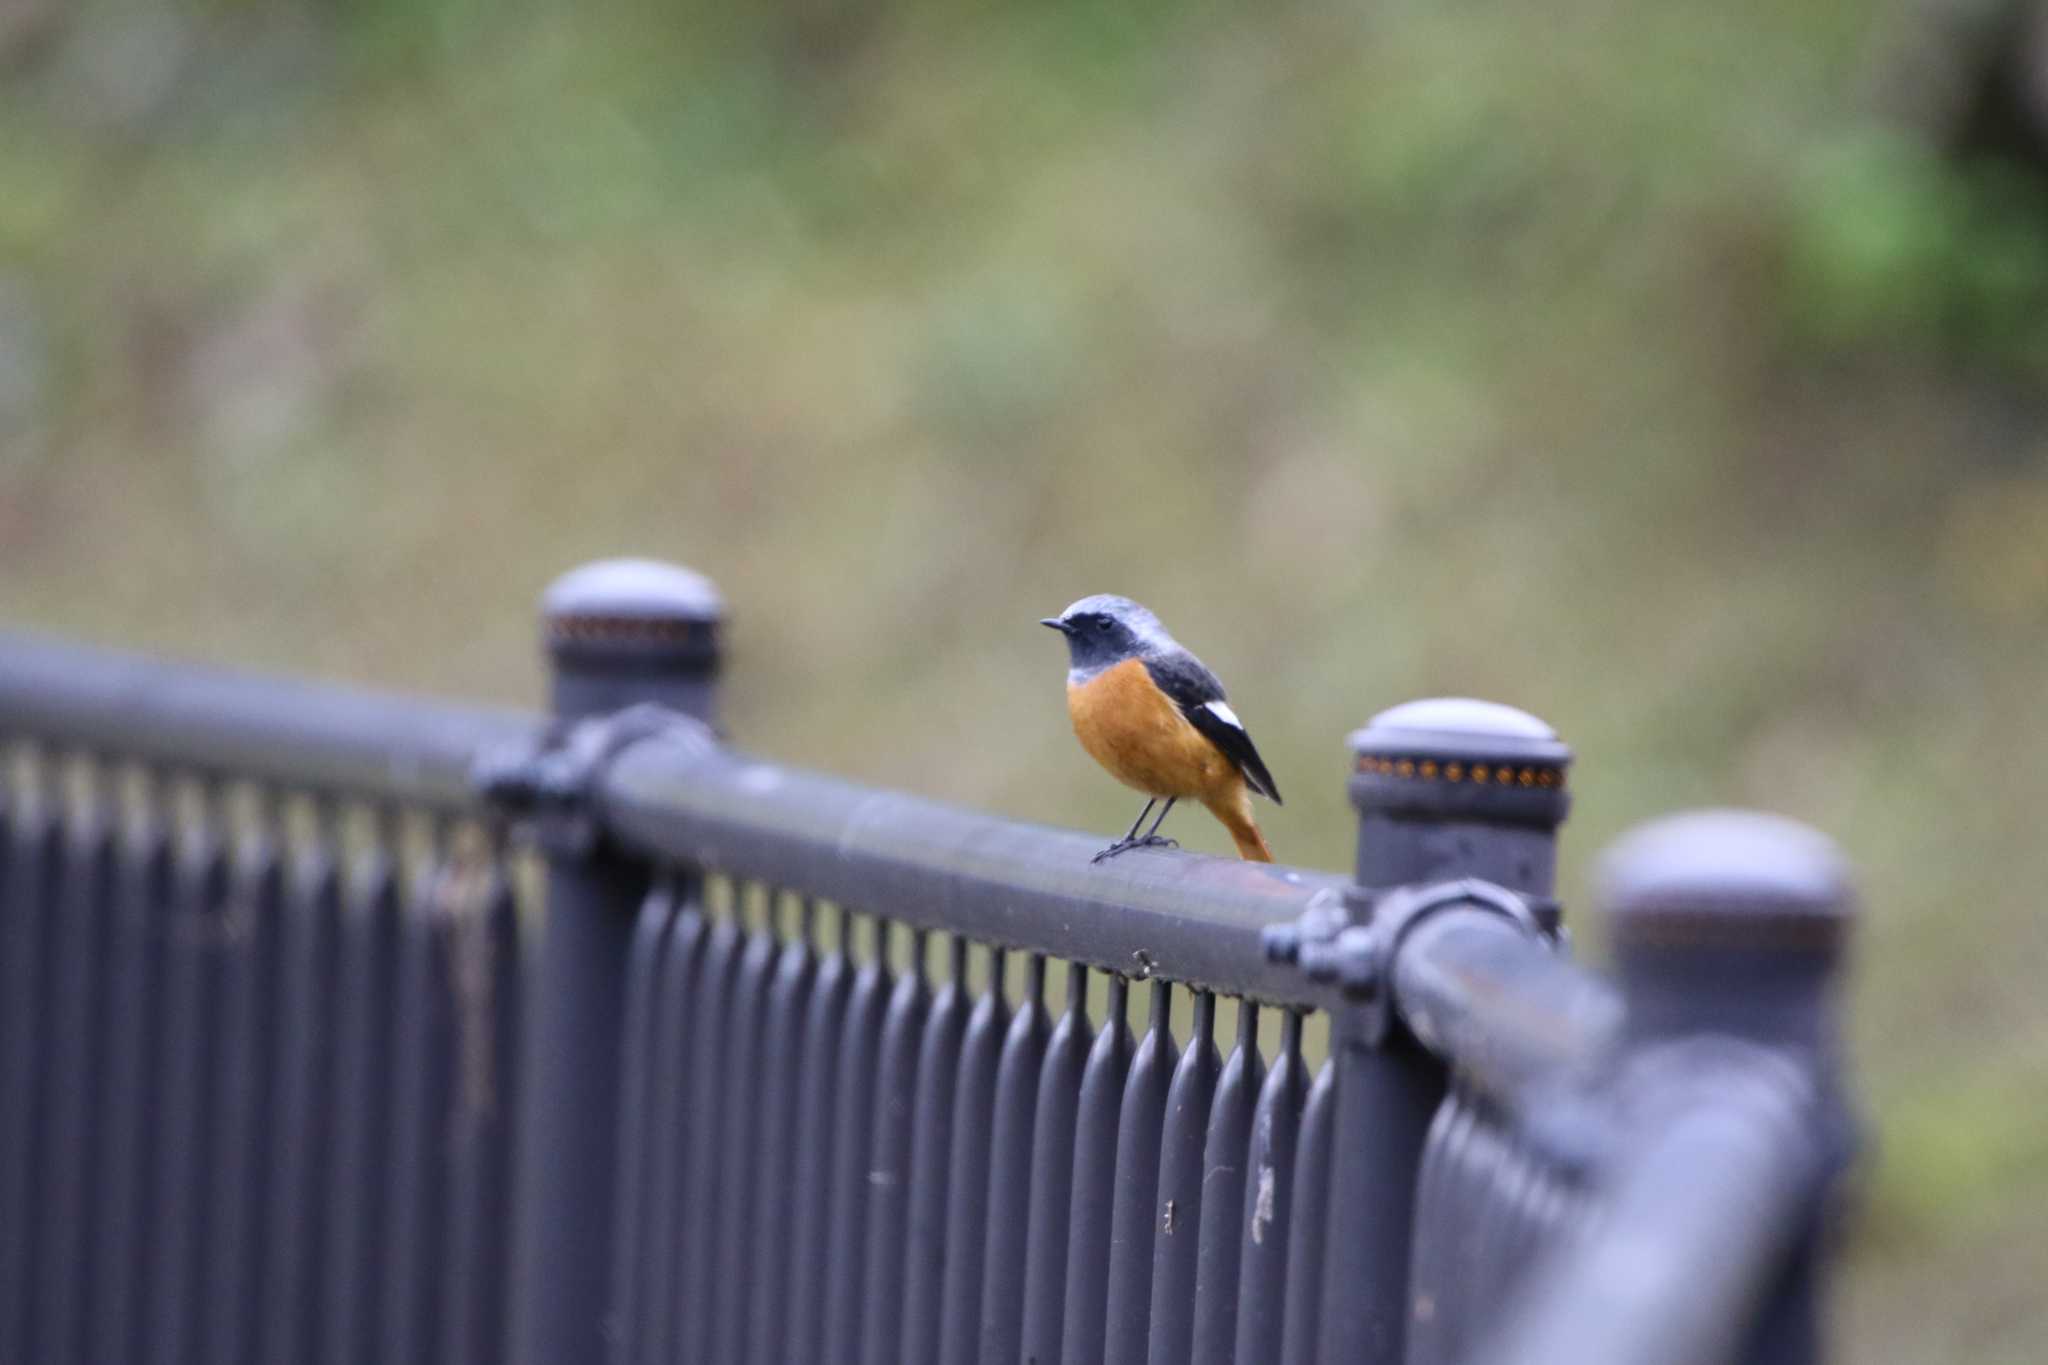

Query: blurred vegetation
[3,0,2047,1356]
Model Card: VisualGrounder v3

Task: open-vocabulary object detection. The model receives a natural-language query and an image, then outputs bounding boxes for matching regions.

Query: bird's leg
[1093,798,1158,863]
[1094,797,1182,861]
[1133,797,1179,849]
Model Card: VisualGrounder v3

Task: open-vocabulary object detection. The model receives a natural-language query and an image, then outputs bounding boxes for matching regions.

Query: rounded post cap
[541,558,722,668]
[1598,808,1855,957]
[1347,697,1571,826]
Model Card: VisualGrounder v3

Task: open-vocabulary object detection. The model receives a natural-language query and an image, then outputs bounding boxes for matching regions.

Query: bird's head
[1040,594,1169,674]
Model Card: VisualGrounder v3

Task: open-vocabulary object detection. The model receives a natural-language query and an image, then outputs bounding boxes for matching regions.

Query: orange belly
[1066,658,1239,801]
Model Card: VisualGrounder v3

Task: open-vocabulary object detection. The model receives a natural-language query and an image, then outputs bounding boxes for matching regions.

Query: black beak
[1040,617,1069,633]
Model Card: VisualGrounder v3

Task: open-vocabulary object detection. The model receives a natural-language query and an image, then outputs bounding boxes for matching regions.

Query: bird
[1040,595,1282,863]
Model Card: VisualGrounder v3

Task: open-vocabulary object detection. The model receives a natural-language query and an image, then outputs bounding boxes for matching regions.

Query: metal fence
[0,556,1859,1365]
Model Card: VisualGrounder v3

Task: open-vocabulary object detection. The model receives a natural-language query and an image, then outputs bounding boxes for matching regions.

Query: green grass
[4,2,2046,1355]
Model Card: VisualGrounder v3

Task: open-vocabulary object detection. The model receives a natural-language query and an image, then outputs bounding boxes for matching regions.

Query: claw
[1092,833,1177,863]
[1092,838,1135,863]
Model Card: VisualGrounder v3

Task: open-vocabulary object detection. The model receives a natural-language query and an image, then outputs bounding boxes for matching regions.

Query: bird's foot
[1090,839,1133,863]
[1091,834,1179,863]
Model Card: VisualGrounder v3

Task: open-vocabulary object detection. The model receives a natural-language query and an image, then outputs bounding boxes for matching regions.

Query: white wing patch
[1204,700,1244,731]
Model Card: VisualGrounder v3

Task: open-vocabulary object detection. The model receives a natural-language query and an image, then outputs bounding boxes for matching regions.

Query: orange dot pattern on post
[1354,756,1564,789]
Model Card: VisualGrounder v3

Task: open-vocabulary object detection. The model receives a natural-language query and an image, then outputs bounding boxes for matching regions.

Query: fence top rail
[0,630,540,813]
[0,629,1357,1007]
[595,723,1356,1010]
[1392,909,1626,1127]
[1474,1041,1830,1365]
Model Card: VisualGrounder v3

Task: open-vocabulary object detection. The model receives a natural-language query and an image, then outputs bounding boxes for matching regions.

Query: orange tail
[1228,820,1274,862]
[1205,788,1274,862]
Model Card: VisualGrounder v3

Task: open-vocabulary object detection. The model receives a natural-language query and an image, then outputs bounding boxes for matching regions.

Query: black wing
[1144,653,1283,805]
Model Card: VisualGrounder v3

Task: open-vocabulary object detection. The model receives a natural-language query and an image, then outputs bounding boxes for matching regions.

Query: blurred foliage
[2,0,2047,1358]
[1786,132,2048,364]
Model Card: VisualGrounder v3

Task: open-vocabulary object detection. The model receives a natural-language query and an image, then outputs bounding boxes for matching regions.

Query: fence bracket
[470,703,714,855]
[1266,877,1555,1045]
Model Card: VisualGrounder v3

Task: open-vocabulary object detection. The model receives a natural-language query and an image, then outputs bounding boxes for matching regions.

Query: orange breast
[1066,658,1240,800]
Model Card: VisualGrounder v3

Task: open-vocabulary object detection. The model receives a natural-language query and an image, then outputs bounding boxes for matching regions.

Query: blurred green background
[3,0,2046,1357]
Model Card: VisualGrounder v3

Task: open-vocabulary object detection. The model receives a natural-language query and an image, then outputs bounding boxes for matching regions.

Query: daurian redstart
[1041,595,1281,862]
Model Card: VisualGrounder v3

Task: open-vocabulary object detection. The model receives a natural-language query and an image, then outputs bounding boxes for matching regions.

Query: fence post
[1317,699,1572,1363]
[1598,809,1858,1365]
[507,559,723,1365]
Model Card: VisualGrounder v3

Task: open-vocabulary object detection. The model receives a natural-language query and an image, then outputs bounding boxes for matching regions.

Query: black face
[1044,611,1140,670]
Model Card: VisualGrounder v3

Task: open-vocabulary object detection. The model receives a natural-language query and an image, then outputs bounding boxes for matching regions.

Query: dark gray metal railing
[592,723,1354,1006]
[0,637,537,1365]
[0,556,1860,1365]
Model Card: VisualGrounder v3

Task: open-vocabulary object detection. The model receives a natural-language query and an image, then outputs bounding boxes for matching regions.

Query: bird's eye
[1092,618,1111,633]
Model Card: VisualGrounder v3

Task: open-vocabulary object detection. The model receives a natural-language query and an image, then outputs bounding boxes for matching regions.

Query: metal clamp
[1266,876,1554,1045]
[1259,885,1361,968]
[471,703,715,854]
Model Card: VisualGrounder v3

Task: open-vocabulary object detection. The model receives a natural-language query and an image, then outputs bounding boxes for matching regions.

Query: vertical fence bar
[0,759,8,1158]
[933,946,1010,1365]
[784,903,854,1365]
[1404,1092,1476,1365]
[975,952,1050,1363]
[641,885,710,1365]
[1512,1164,1568,1283]
[1233,1009,1308,1364]
[0,755,58,1365]
[1475,1134,1533,1314]
[381,827,460,1365]
[1060,972,1134,1365]
[92,769,174,1365]
[322,813,403,1365]
[898,936,971,1365]
[1445,1103,1506,1362]
[441,857,524,1365]
[821,917,893,1365]
[35,757,116,1365]
[148,780,234,1365]
[745,895,822,1365]
[260,802,344,1365]
[675,892,742,1365]
[859,926,932,1365]
[1598,809,1860,1365]
[1104,979,1177,1365]
[708,890,784,1365]
[1190,1002,1263,1365]
[1278,1058,1336,1365]
[0,757,22,1361]
[510,558,722,1365]
[1321,700,1572,1365]
[605,877,679,1364]
[1021,961,1093,1365]
[203,792,287,1365]
[1147,991,1220,1365]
